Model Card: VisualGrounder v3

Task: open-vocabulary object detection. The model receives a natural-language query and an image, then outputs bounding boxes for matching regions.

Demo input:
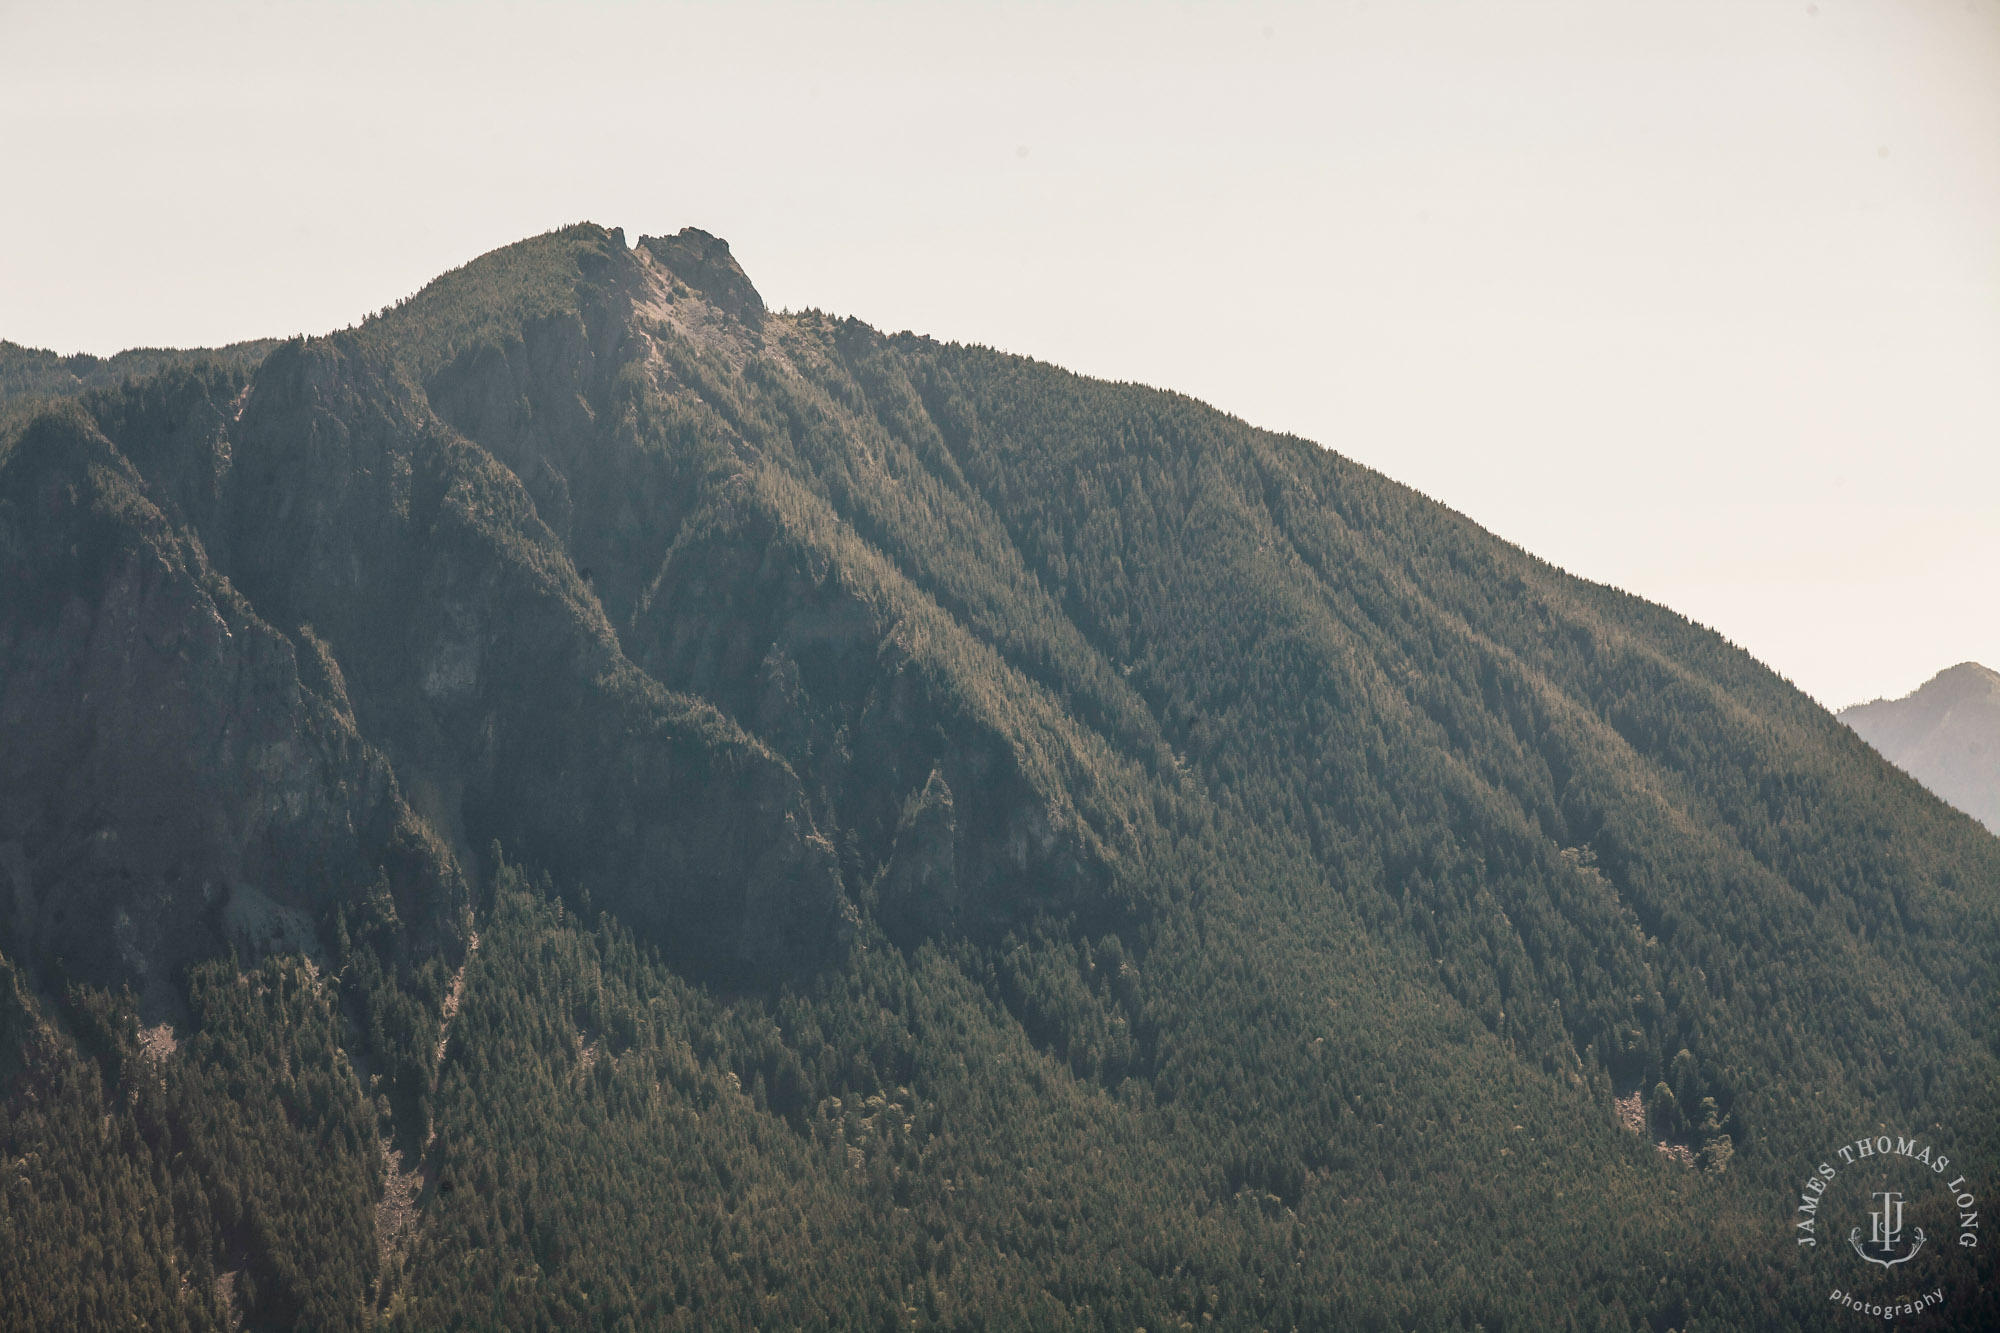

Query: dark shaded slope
[0,400,467,1014]
[215,334,852,982]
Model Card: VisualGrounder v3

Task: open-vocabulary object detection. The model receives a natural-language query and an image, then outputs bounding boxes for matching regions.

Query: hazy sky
[3,0,1995,708]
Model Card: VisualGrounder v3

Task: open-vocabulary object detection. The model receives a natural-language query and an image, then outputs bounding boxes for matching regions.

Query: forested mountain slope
[0,338,279,433]
[1843,662,2000,835]
[1,224,1993,1331]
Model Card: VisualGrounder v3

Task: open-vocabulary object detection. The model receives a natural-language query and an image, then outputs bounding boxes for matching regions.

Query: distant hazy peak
[1841,662,2000,835]
[638,227,765,325]
[1849,661,2000,712]
[1927,660,1998,701]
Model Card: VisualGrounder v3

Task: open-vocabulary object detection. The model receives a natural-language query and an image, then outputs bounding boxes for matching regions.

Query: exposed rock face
[880,766,959,945]
[0,406,466,1015]
[639,228,766,326]
[213,333,854,981]
[1841,662,2000,834]
[0,222,1121,1000]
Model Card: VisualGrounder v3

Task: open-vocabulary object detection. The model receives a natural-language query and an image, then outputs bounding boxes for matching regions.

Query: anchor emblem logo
[1849,1190,1926,1268]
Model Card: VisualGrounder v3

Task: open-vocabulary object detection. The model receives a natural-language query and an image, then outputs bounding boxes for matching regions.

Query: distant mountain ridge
[0,224,1994,1329]
[0,337,278,408]
[1842,662,2000,834]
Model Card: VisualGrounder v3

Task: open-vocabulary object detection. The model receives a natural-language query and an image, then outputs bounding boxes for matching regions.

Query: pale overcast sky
[3,0,1995,708]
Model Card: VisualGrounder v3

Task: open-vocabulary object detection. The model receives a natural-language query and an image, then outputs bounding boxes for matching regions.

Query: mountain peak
[1919,660,2000,700]
[638,227,765,325]
[1841,661,2000,833]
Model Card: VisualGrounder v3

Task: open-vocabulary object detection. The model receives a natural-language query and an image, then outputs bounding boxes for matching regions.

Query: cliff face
[0,224,1123,1002]
[0,403,465,1017]
[0,230,855,1001]
[1842,662,2000,834]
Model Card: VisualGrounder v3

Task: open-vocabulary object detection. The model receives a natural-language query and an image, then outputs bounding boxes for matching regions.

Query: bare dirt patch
[136,1022,178,1064]
[371,927,479,1306]
[433,931,477,1066]
[215,1267,245,1330]
[375,1137,428,1280]
[1613,1089,1695,1168]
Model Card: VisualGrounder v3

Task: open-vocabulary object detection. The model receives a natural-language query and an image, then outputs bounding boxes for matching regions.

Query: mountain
[1842,663,2000,835]
[1,224,1995,1331]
